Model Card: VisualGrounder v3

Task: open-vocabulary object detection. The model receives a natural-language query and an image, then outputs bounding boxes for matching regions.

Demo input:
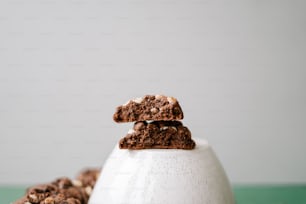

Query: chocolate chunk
[119,121,196,150]
[113,95,184,122]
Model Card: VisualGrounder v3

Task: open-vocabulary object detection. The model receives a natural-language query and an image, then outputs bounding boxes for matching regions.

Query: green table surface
[1,185,306,204]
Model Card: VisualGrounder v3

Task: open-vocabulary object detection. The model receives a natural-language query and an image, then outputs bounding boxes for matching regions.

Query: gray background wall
[0,0,305,185]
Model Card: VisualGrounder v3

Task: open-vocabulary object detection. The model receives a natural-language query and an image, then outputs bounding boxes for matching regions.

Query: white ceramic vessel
[89,138,235,204]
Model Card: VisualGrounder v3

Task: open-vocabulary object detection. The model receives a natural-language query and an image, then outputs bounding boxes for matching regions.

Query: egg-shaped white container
[89,138,235,204]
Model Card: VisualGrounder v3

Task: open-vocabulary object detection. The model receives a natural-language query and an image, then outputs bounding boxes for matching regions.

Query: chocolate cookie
[26,183,58,203]
[75,168,100,188]
[13,167,101,204]
[14,193,81,204]
[42,196,81,204]
[13,177,89,204]
[113,95,184,122]
[119,121,196,150]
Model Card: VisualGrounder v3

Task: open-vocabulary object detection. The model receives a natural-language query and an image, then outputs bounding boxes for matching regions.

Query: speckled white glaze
[89,138,235,204]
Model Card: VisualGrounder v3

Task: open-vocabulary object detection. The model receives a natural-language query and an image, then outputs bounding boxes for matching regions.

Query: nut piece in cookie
[119,121,196,150]
[113,95,184,122]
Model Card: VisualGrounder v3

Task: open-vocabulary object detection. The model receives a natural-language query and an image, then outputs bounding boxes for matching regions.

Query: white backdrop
[0,0,305,185]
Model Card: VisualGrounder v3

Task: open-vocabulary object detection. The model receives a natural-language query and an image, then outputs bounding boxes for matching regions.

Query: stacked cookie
[14,168,100,204]
[113,95,196,150]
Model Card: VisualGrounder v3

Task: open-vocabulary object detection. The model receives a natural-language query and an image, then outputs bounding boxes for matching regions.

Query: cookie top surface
[119,121,196,150]
[113,95,184,123]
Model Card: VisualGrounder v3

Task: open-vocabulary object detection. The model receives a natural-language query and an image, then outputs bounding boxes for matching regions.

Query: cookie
[26,184,58,203]
[75,168,100,188]
[13,177,89,204]
[52,177,88,204]
[13,167,101,204]
[42,195,81,204]
[14,194,81,204]
[119,121,196,150]
[21,193,81,204]
[113,95,184,122]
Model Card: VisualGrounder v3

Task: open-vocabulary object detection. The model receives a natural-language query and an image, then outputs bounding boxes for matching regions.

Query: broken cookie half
[114,95,196,150]
[119,121,195,150]
[113,94,184,122]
